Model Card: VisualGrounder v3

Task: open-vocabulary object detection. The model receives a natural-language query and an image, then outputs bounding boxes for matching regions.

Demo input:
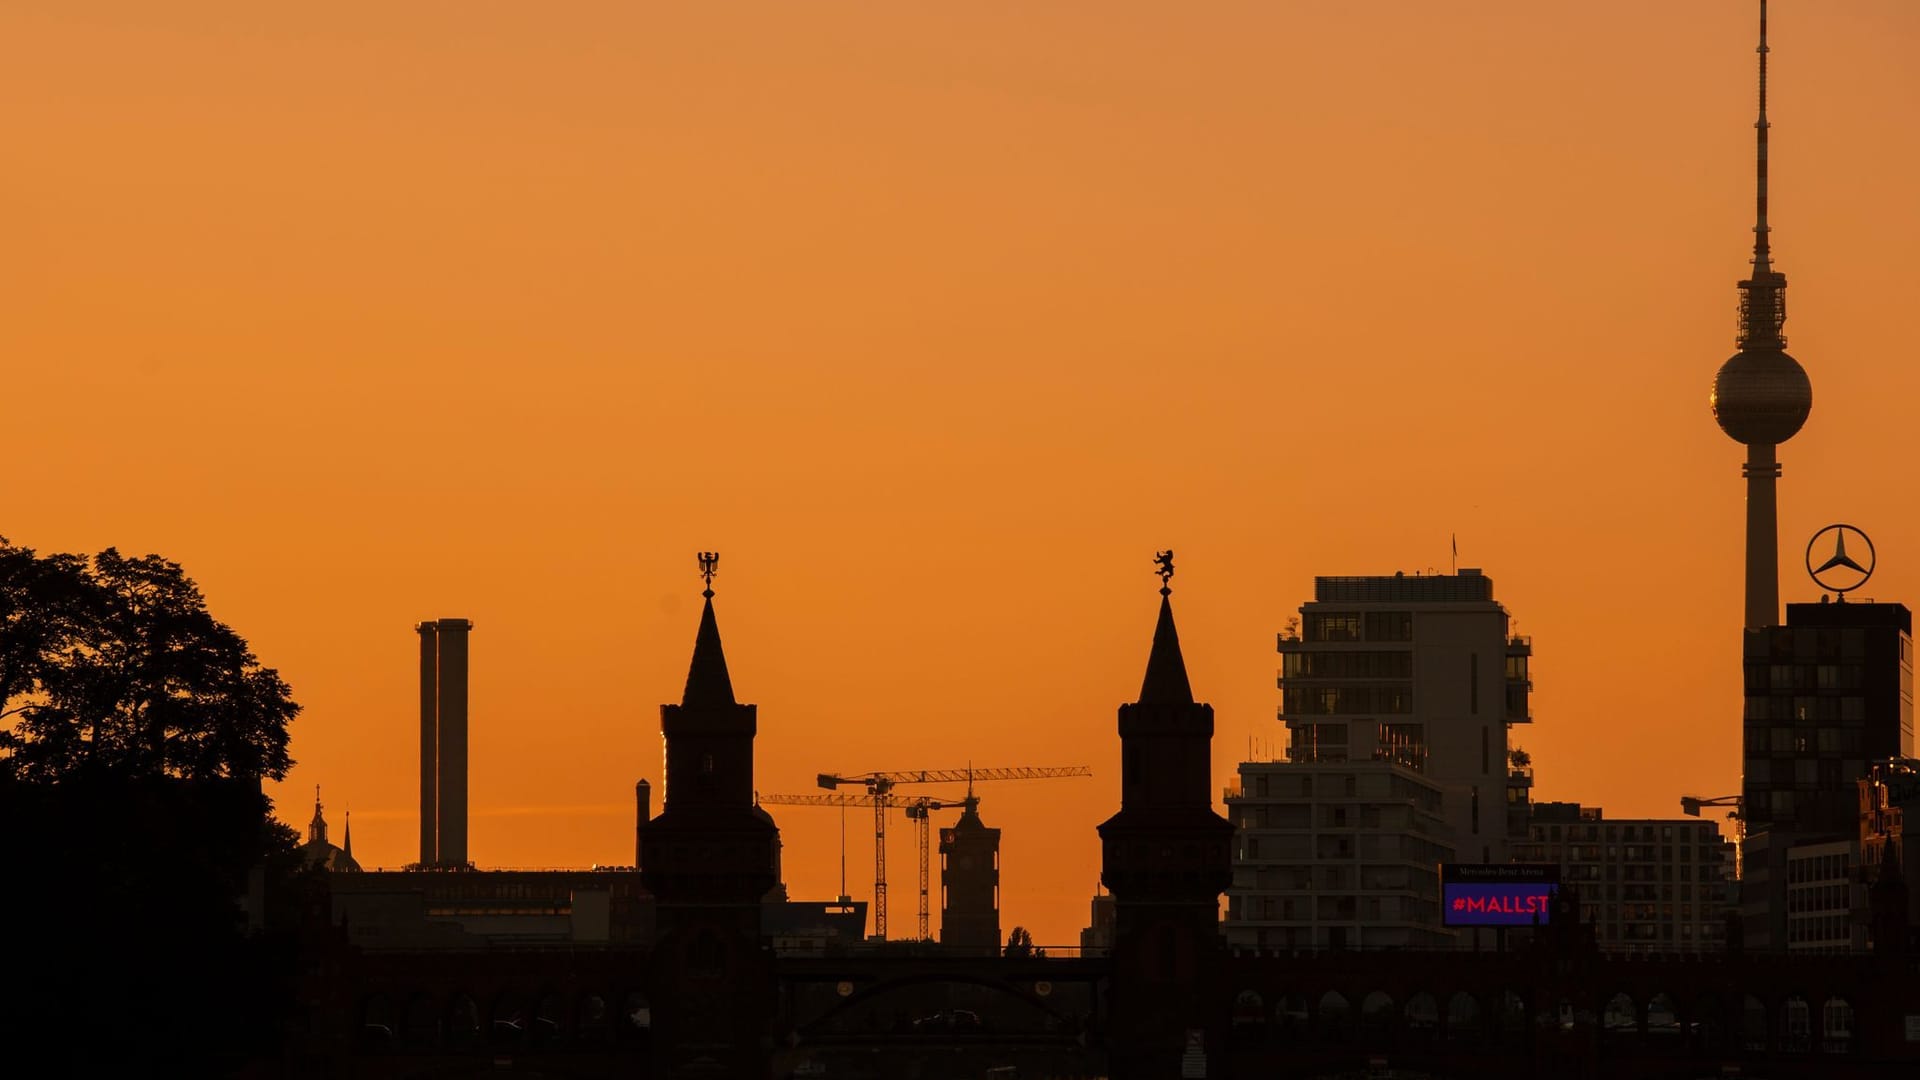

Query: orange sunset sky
[6,2,1920,946]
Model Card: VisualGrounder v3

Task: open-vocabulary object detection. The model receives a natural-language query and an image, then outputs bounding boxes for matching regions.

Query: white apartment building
[1275,570,1536,863]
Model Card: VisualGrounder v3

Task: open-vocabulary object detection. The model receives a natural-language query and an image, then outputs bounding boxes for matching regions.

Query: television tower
[1710,0,1812,629]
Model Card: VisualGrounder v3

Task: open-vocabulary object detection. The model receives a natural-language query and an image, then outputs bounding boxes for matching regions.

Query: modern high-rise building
[417,618,473,869]
[1742,602,1915,835]
[1274,569,1535,865]
[1708,0,1812,631]
[1508,802,1735,955]
[1739,601,1914,948]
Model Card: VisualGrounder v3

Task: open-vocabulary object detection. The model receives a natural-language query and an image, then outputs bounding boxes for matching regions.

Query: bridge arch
[1740,993,1768,1052]
[1315,991,1351,1041]
[1403,991,1439,1040]
[1602,991,1638,1036]
[1444,991,1481,1044]
[1781,993,1812,1053]
[1359,991,1394,1043]
[796,970,1077,1041]
[1821,995,1853,1054]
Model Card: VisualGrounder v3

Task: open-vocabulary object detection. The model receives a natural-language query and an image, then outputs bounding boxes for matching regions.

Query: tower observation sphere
[1711,345,1811,447]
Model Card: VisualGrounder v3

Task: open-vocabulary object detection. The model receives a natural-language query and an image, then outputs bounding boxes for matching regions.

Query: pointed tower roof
[682,592,738,708]
[1139,552,1195,705]
[343,809,354,861]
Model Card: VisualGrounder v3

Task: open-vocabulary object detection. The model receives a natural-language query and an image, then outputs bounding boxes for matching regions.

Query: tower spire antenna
[1735,0,1787,350]
[1754,0,1772,275]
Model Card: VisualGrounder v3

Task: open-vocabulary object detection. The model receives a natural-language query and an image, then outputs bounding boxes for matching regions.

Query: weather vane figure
[698,551,719,598]
[1153,550,1175,595]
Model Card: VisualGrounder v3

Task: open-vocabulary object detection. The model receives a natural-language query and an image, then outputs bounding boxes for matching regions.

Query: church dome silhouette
[301,788,361,872]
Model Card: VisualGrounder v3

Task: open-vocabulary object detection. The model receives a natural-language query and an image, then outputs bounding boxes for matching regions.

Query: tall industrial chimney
[634,779,652,870]
[437,619,471,867]
[417,622,438,866]
[416,618,473,868]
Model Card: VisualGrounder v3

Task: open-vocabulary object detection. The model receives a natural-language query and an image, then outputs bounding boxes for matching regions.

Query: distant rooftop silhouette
[1314,570,1495,604]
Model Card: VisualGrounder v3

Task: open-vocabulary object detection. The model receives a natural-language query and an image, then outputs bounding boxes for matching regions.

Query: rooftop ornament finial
[698,551,719,599]
[1153,550,1175,596]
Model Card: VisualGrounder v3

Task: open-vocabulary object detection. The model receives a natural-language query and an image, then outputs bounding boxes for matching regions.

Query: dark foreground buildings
[242,560,1920,1080]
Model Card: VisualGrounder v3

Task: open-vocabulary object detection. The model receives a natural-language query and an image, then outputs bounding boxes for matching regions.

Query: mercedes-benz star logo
[1806,523,1875,596]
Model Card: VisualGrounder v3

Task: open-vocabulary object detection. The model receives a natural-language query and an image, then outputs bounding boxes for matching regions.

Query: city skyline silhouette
[6,1,1920,948]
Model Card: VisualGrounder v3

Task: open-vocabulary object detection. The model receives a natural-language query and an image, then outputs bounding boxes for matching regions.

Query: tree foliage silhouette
[1004,925,1046,957]
[0,538,307,1071]
[0,538,297,782]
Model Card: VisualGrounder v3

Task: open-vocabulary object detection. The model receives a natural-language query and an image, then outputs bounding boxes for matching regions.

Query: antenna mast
[1735,0,1787,349]
[1754,0,1771,275]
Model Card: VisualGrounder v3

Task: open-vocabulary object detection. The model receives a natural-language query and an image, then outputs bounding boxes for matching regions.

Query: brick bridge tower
[639,554,780,1078]
[1097,553,1233,1078]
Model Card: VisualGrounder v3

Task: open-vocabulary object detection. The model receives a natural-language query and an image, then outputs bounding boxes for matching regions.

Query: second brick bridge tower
[1098,551,1234,1078]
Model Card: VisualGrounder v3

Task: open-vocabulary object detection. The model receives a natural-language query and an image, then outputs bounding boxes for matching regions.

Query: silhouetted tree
[1004,926,1046,957]
[0,539,297,782]
[0,538,305,1072]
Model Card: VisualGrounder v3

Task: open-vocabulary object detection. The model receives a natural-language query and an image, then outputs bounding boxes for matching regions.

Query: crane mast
[792,764,1093,940]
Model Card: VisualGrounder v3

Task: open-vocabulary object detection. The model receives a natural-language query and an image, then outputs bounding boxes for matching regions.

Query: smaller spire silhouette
[343,809,354,861]
[1139,582,1195,706]
[682,556,737,708]
[308,785,328,846]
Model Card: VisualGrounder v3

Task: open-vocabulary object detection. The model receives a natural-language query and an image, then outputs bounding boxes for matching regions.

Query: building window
[1305,613,1362,642]
[1364,611,1412,642]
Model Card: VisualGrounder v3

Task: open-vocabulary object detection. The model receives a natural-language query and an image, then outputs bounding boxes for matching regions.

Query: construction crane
[756,791,969,941]
[1681,794,1745,876]
[1680,793,1744,834]
[811,765,1094,940]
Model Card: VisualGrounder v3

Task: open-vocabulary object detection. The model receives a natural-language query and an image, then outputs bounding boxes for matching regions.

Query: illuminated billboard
[1441,864,1559,927]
